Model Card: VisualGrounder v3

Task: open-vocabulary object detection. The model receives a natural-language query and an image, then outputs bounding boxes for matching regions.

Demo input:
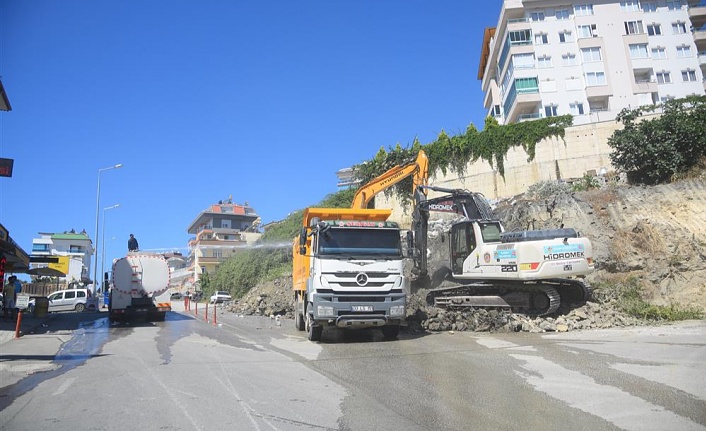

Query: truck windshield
[318,228,401,257]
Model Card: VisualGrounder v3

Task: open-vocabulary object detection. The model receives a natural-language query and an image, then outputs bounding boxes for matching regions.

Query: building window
[213,249,223,258]
[647,24,662,36]
[69,246,84,253]
[559,31,574,43]
[509,29,533,45]
[556,9,571,20]
[625,21,644,35]
[651,47,667,58]
[570,103,585,115]
[544,105,558,117]
[681,70,697,82]
[32,244,50,253]
[629,44,649,59]
[562,53,578,66]
[531,11,545,21]
[585,71,607,86]
[578,24,598,38]
[512,52,535,68]
[538,56,552,68]
[534,33,548,45]
[516,77,539,93]
[676,45,692,58]
[667,1,683,10]
[574,4,594,16]
[620,1,640,12]
[491,105,502,117]
[642,2,657,12]
[656,71,672,84]
[672,22,687,34]
[581,47,602,62]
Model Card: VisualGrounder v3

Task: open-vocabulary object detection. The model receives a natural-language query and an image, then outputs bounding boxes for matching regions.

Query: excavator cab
[450,222,476,275]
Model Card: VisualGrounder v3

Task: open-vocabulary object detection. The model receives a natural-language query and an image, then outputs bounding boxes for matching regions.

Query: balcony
[689,4,706,29]
[517,112,543,122]
[505,93,542,124]
[585,84,613,99]
[633,79,657,94]
[695,29,706,51]
[196,256,227,264]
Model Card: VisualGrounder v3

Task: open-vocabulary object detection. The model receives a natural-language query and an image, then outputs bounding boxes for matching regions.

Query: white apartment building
[31,230,94,286]
[479,0,706,124]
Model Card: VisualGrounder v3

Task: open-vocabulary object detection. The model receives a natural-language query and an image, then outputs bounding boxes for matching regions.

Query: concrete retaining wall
[376,116,638,226]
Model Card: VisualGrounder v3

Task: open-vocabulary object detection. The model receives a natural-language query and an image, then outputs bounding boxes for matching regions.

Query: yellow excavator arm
[350,150,429,209]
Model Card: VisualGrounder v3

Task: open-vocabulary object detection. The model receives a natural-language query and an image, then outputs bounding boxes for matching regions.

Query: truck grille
[322,271,400,289]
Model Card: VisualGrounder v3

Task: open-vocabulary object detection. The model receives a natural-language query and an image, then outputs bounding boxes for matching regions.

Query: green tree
[197,271,211,299]
[608,95,706,184]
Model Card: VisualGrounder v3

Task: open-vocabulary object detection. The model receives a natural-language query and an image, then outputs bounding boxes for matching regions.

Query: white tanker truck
[109,252,172,323]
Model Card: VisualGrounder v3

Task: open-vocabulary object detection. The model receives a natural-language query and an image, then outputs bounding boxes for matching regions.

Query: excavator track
[426,278,591,316]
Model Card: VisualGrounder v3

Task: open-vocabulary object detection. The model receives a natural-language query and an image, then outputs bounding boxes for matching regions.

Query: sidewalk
[0,311,62,390]
[0,310,55,346]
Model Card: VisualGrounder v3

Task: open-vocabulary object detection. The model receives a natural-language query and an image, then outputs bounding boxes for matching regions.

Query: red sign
[0,158,13,177]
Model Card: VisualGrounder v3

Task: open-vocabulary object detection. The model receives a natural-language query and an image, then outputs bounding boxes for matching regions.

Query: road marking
[510,354,706,431]
[52,377,76,396]
[475,338,536,352]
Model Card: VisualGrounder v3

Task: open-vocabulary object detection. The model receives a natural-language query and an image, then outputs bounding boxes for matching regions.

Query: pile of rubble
[226,276,295,318]
[225,274,650,334]
[404,290,648,334]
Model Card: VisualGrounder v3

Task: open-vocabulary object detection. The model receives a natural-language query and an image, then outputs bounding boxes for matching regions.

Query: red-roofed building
[183,197,262,291]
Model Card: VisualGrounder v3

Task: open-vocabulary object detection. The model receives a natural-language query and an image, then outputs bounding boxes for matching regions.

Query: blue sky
[0,0,498,276]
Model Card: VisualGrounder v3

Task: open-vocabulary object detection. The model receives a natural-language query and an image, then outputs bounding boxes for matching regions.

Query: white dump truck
[109,252,172,322]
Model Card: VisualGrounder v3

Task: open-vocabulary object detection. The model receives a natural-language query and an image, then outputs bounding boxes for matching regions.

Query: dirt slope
[493,179,706,311]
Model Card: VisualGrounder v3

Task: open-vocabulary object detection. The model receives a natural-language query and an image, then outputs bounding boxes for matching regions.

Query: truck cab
[293,208,407,341]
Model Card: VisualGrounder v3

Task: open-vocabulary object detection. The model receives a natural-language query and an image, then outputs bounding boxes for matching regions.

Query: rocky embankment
[228,179,706,333]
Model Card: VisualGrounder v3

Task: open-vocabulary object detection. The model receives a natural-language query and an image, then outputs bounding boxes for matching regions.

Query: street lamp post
[93,164,123,294]
[101,204,120,292]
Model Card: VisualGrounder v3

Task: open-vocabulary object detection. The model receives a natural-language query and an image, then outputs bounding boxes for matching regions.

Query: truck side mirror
[299,229,307,246]
[299,246,306,255]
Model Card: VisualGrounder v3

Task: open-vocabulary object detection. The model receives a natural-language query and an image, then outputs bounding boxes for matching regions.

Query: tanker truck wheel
[306,313,322,341]
[381,325,400,340]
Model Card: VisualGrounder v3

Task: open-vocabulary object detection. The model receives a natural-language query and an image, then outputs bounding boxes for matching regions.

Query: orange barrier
[14,310,23,339]
[213,303,217,326]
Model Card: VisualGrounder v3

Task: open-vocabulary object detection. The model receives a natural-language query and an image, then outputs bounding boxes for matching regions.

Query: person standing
[128,234,139,252]
[3,275,17,320]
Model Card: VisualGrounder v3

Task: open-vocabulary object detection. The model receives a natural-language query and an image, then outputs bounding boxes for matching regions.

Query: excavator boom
[351,150,429,209]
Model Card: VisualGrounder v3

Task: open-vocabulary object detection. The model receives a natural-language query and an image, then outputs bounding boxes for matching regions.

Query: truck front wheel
[306,313,323,341]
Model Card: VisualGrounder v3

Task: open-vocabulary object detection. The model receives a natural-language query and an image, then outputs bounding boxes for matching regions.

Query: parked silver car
[45,288,94,312]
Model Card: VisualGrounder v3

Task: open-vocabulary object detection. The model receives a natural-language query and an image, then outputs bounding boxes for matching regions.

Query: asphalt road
[1,304,704,431]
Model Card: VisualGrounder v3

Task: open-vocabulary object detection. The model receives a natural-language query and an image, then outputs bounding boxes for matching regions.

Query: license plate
[351,305,373,312]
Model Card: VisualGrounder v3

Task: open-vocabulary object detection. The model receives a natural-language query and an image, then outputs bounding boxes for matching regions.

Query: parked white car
[209,291,232,304]
[45,288,94,312]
